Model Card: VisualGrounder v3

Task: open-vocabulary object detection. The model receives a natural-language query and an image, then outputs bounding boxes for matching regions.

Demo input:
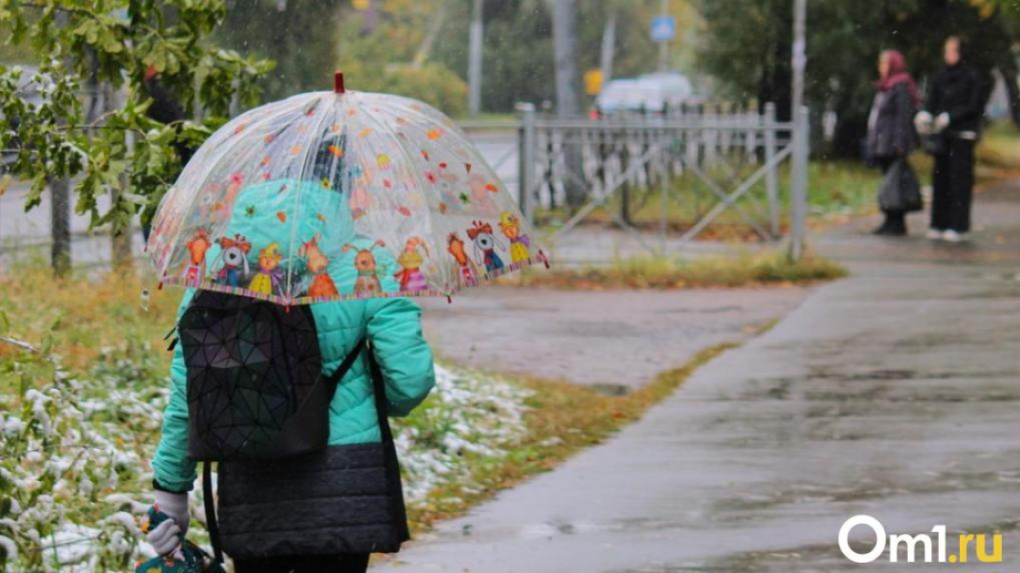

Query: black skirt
[217,440,410,559]
[215,351,410,560]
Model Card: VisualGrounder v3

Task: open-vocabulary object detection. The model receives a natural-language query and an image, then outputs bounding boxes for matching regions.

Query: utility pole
[657,0,669,72]
[789,0,808,261]
[468,0,483,116]
[600,3,617,82]
[791,0,806,120]
[552,0,580,117]
[552,0,584,206]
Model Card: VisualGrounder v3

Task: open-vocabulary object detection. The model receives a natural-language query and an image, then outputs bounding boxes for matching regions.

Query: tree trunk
[49,177,71,277]
[111,190,134,269]
[99,82,134,269]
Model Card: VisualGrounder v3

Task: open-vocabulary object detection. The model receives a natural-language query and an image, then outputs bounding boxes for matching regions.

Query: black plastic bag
[922,132,946,156]
[878,158,923,213]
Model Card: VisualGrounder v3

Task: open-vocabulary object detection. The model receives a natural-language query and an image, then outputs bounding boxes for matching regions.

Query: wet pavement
[376,182,1020,571]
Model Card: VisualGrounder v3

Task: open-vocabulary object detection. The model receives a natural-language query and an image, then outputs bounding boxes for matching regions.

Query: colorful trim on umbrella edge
[158,251,551,306]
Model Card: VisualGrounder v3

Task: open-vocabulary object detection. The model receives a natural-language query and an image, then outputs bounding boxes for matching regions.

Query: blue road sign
[651,16,676,43]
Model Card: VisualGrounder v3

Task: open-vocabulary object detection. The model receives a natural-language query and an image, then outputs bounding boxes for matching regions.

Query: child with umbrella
[137,74,544,572]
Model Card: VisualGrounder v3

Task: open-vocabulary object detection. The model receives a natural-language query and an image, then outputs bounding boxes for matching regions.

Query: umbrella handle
[335,72,345,94]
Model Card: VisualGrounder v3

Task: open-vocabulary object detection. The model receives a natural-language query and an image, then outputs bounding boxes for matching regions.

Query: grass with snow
[0,267,545,570]
[0,265,733,570]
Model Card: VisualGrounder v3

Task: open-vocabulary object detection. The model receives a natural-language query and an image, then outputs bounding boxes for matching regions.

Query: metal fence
[459,103,810,256]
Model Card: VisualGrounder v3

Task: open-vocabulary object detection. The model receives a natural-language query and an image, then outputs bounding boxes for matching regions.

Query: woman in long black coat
[915,36,982,242]
[867,50,919,236]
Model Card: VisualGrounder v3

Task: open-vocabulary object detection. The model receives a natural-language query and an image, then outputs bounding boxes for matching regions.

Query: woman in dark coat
[867,50,920,236]
[915,36,982,242]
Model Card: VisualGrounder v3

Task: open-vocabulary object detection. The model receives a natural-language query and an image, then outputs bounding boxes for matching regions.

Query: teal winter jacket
[151,179,436,492]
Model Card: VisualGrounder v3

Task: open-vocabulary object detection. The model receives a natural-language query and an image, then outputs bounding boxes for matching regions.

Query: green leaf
[18,372,30,398]
[39,333,53,356]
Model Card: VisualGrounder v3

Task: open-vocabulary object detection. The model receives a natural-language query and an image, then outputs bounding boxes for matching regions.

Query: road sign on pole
[650,16,675,43]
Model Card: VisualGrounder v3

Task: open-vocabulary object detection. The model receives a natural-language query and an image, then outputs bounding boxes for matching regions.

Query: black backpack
[175,290,364,563]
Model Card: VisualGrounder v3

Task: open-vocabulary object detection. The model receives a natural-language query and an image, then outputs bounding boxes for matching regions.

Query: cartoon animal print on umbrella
[248,243,284,296]
[466,221,505,274]
[394,237,430,293]
[447,232,479,286]
[498,212,531,264]
[342,240,387,297]
[181,229,211,286]
[212,234,251,287]
[300,234,339,298]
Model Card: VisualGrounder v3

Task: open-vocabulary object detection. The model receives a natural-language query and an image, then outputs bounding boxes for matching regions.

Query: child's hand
[145,490,190,555]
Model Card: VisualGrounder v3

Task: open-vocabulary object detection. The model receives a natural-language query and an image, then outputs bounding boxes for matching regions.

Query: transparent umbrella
[147,73,546,305]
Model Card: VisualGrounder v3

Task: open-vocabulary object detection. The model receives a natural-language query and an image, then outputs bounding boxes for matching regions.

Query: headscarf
[876,50,921,108]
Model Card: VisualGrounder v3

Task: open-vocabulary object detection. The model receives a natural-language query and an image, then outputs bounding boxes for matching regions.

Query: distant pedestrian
[915,36,982,243]
[867,50,920,236]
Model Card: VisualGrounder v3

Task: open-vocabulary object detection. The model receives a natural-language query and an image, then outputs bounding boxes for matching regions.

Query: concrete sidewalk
[376,184,1020,572]
[420,286,808,391]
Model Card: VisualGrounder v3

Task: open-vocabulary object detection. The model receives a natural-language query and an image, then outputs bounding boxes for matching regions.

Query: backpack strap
[366,344,411,542]
[203,461,224,566]
[324,338,367,401]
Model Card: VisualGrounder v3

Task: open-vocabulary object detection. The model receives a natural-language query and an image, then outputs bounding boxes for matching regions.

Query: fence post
[516,102,537,223]
[790,105,810,261]
[763,102,780,238]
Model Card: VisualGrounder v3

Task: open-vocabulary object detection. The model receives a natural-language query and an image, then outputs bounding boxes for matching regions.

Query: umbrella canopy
[147,75,545,305]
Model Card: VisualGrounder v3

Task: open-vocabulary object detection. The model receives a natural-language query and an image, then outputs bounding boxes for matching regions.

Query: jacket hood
[202,178,399,297]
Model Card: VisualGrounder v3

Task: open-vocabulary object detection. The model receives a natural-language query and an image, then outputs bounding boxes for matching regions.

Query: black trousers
[931,137,975,233]
[232,553,370,573]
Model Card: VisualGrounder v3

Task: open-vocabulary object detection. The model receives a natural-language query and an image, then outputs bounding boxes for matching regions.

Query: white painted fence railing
[457,103,810,258]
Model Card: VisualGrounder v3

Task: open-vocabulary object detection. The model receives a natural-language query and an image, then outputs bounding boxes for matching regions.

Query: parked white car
[595,72,697,117]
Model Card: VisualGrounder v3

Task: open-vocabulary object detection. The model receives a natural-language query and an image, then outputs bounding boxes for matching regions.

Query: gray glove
[914,111,933,135]
[935,112,951,132]
[147,490,189,555]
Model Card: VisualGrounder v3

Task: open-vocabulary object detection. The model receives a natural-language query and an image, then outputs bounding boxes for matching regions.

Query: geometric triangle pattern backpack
[175,290,365,565]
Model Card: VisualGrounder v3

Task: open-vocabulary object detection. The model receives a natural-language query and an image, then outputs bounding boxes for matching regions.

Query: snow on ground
[394,365,533,503]
[0,356,531,571]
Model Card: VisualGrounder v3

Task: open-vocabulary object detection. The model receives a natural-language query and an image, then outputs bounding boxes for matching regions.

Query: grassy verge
[500,250,847,291]
[976,121,1020,181]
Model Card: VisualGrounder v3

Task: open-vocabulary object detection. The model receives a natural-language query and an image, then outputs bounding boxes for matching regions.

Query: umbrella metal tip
[334,71,345,94]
